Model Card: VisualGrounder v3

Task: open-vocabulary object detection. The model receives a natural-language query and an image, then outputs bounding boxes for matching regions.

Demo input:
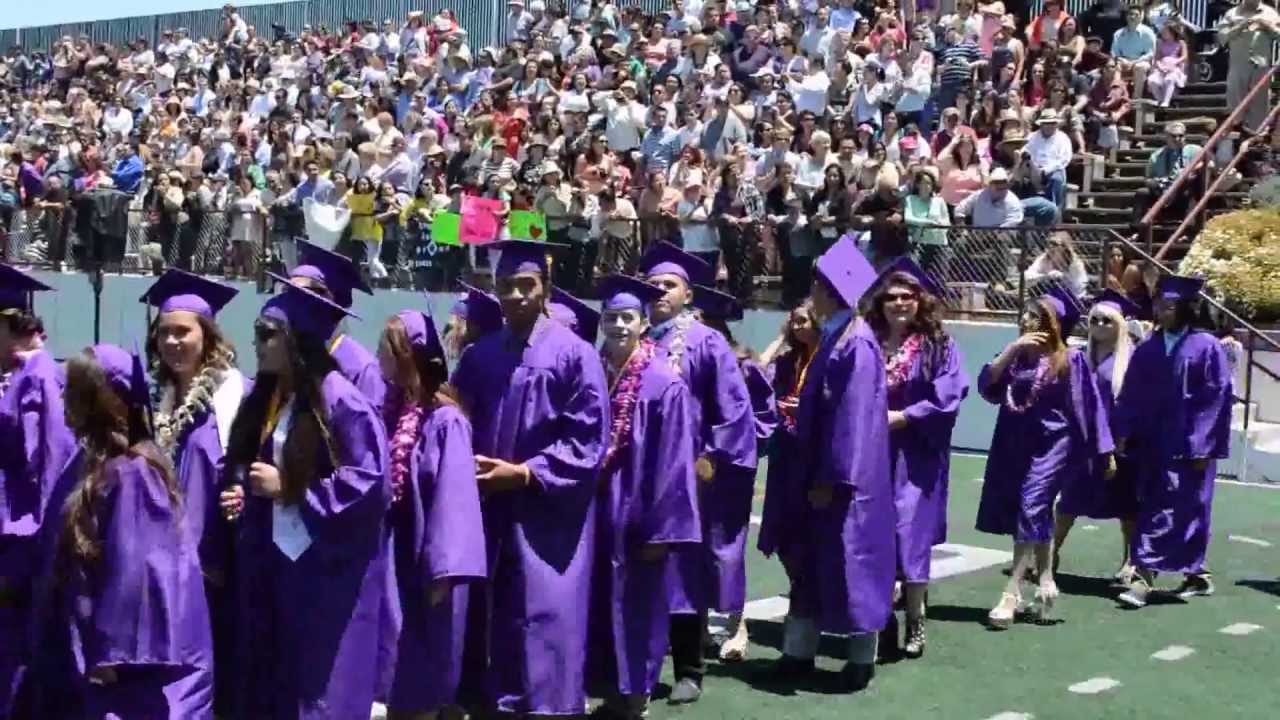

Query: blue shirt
[639,126,680,174]
[821,308,853,342]
[111,154,145,194]
[1112,24,1157,60]
[1163,326,1189,355]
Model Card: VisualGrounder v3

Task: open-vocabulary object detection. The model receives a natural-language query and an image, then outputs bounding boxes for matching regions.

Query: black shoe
[773,655,815,677]
[903,617,926,659]
[877,614,901,662]
[841,662,875,693]
[668,678,702,705]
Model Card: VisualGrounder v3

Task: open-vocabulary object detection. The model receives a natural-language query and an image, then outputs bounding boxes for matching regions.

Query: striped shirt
[938,40,982,90]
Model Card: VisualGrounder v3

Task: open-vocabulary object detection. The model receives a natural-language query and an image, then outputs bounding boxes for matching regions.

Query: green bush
[1180,208,1280,321]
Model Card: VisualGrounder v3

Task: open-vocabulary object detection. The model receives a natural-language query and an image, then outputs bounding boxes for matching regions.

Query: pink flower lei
[884,333,925,390]
[389,400,426,503]
[1005,355,1052,414]
[602,338,659,469]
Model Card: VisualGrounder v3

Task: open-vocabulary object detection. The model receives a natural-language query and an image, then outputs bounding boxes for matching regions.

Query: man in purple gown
[451,240,610,716]
[784,237,895,691]
[1114,275,1234,607]
[639,242,757,705]
[290,239,387,410]
[589,274,702,719]
[0,265,75,719]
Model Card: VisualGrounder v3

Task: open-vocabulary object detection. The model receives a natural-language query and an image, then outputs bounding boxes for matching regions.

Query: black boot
[877,613,901,663]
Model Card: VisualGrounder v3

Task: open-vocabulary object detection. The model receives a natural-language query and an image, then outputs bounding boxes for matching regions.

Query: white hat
[989,167,1010,183]
[540,160,563,177]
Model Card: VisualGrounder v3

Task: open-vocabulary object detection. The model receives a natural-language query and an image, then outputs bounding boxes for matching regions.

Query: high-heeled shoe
[1035,581,1060,624]
[904,617,926,658]
[987,592,1020,630]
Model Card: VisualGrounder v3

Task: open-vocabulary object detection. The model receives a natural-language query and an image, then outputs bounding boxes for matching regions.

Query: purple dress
[888,336,970,583]
[451,316,609,715]
[0,350,76,717]
[758,351,809,564]
[383,401,487,713]
[976,349,1114,543]
[331,334,388,412]
[589,348,701,698]
[792,314,896,635]
[649,318,758,615]
[1056,353,1140,519]
[233,371,390,720]
[1113,331,1233,574]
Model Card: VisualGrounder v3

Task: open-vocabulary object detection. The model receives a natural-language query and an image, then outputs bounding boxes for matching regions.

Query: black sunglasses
[254,322,280,342]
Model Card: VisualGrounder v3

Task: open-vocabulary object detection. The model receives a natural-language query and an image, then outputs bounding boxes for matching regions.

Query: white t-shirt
[678,198,718,253]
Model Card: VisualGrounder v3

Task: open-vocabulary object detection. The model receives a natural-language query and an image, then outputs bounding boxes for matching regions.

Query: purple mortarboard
[292,239,372,309]
[692,284,744,321]
[814,236,877,309]
[139,268,238,318]
[549,287,600,344]
[598,274,664,312]
[261,272,357,340]
[458,282,504,335]
[640,242,715,287]
[0,263,53,312]
[1157,274,1206,302]
[90,342,153,422]
[1042,285,1082,334]
[873,256,944,298]
[450,296,469,319]
[493,239,565,278]
[1092,288,1142,319]
[396,309,442,358]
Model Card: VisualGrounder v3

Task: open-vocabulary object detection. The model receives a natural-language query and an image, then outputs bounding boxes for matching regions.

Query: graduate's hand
[695,455,715,482]
[808,484,833,510]
[220,484,245,521]
[88,666,118,686]
[640,543,670,562]
[888,410,908,430]
[778,396,800,414]
[1104,453,1117,480]
[476,455,531,494]
[427,578,452,607]
[1012,332,1049,353]
[248,462,284,499]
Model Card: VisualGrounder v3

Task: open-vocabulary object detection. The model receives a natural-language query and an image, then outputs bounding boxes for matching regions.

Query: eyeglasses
[886,291,918,303]
[254,323,279,342]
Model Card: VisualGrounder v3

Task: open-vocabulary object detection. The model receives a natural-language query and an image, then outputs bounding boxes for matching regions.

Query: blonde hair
[1085,301,1133,397]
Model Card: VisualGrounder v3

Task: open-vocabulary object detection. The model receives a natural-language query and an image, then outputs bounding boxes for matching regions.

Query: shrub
[1180,208,1280,322]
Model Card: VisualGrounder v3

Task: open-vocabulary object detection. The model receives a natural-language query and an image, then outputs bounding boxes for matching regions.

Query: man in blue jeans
[1024,109,1073,212]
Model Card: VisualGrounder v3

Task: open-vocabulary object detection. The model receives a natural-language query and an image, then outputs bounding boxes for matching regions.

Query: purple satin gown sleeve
[821,330,890,489]
[523,347,610,496]
[1184,338,1233,460]
[901,340,970,450]
[417,406,487,582]
[301,373,391,536]
[638,379,702,546]
[977,358,1012,405]
[741,359,778,443]
[701,332,759,473]
[1068,350,1115,457]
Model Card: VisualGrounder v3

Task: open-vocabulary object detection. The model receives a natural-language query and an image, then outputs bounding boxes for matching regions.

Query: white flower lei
[153,362,226,456]
[665,312,695,375]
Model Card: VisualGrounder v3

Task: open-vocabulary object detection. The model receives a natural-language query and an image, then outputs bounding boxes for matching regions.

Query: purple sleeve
[901,339,970,449]
[742,359,779,442]
[353,361,388,415]
[701,333,759,472]
[976,360,1010,405]
[417,408,487,582]
[820,335,890,489]
[1111,343,1148,443]
[301,375,391,535]
[1183,337,1234,460]
[1069,350,1115,457]
[524,343,610,497]
[638,380,702,546]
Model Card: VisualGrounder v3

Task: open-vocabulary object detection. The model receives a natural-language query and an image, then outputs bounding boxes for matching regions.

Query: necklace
[884,334,924,390]
[601,338,658,470]
[1005,355,1052,414]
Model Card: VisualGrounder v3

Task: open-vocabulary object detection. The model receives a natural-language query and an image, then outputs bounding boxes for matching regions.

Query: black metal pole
[91,262,103,344]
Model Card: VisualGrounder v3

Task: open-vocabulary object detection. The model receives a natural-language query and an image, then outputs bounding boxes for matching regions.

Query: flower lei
[663,312,694,375]
[602,338,659,469]
[1005,355,1052,414]
[884,334,925,390]
[388,400,426,504]
[153,364,224,457]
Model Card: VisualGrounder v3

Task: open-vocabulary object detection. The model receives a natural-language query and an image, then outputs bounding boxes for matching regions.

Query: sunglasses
[886,291,918,303]
[254,322,280,342]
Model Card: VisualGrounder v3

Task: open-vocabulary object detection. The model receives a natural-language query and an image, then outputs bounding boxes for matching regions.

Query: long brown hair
[382,315,463,412]
[145,312,237,386]
[866,271,947,343]
[60,350,179,570]
[1029,298,1071,379]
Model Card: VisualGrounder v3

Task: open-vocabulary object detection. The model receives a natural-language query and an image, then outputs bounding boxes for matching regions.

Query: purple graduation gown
[977,349,1113,543]
[741,358,778,445]
[233,371,390,720]
[650,319,758,615]
[451,316,609,715]
[1056,353,1140,519]
[1113,330,1233,574]
[792,315,895,635]
[0,350,76,717]
[888,337,970,583]
[589,349,701,698]
[331,334,388,412]
[758,351,808,562]
[384,402,487,713]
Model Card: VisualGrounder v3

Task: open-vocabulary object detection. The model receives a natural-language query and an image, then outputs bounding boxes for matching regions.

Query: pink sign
[460,196,504,245]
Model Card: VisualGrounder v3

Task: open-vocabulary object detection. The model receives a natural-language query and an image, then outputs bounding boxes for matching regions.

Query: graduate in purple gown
[779,236,893,691]
[863,257,970,659]
[376,310,487,718]
[1114,276,1233,608]
[639,242,757,705]
[976,289,1114,628]
[0,265,75,719]
[443,284,504,363]
[139,270,246,715]
[219,276,390,719]
[1054,290,1142,583]
[548,286,601,345]
[290,239,387,410]
[41,344,213,719]
[588,274,701,719]
[450,240,609,717]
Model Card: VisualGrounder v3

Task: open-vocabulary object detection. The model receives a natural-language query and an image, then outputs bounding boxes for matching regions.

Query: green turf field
[647,455,1280,720]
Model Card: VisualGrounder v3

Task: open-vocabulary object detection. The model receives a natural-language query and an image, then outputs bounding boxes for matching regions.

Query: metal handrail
[1144,66,1278,261]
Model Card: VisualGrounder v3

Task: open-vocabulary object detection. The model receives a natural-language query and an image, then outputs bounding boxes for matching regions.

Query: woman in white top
[677,180,718,264]
[1024,232,1089,297]
[788,60,832,116]
[794,130,834,195]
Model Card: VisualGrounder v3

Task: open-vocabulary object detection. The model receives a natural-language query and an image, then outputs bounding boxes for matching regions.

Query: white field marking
[749,514,763,526]
[972,477,985,484]
[1229,534,1274,548]
[1151,645,1195,661]
[1219,623,1264,636]
[985,713,1034,720]
[370,703,388,720]
[1080,524,1100,532]
[1068,677,1122,695]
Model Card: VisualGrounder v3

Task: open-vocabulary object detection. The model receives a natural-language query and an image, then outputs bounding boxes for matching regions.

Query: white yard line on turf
[985,713,1034,720]
[749,514,763,526]
[1219,623,1264,636]
[1068,677,1122,694]
[1151,645,1195,661]
[1228,535,1273,548]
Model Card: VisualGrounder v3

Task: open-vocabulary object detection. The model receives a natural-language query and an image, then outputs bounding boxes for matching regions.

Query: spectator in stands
[955,167,1024,227]
[1081,0,1130,51]
[110,136,145,194]
[903,166,951,273]
[1025,109,1073,210]
[1084,60,1131,150]
[1132,121,1210,222]
[1217,0,1280,134]
[1112,6,1157,102]
[851,165,905,265]
[1024,231,1089,296]
[1146,22,1188,108]
[937,131,988,207]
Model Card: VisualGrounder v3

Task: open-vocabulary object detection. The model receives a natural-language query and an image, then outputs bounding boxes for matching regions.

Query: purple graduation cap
[549,287,600,344]
[691,284,744,322]
[814,236,877,309]
[492,239,566,278]
[139,268,239,318]
[1092,288,1142,318]
[598,274,664,312]
[261,272,358,341]
[873,255,944,299]
[0,262,53,312]
[90,342,153,421]
[1156,274,1206,302]
[458,282,503,335]
[1042,285,1083,334]
[292,239,373,309]
[639,241,715,287]
[396,310,443,358]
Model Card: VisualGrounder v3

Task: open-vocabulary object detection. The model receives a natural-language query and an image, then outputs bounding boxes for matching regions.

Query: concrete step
[1076,191,1147,209]
[1184,82,1227,93]
[1064,206,1132,222]
[1158,106,1229,119]
[1131,133,1210,147]
[1107,161,1153,177]
[1173,93,1228,104]
[1094,176,1149,189]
